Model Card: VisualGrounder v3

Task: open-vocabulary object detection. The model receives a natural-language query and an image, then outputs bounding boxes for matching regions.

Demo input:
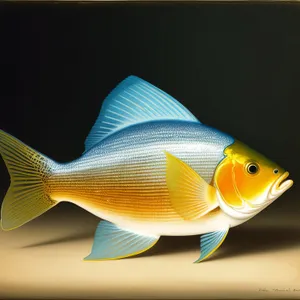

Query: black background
[0,2,299,213]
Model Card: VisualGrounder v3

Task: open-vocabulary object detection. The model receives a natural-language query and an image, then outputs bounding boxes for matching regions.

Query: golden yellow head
[214,141,293,219]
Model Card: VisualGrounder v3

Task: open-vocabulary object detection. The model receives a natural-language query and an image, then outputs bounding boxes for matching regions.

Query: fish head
[214,140,293,220]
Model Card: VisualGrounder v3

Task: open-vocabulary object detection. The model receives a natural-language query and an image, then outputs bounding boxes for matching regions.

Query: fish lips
[242,172,293,213]
[269,171,293,200]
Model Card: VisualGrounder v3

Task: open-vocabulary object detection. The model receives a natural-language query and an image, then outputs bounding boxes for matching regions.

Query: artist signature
[259,288,300,292]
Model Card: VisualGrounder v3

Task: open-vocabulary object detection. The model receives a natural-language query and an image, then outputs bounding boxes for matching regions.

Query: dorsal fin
[84,76,200,152]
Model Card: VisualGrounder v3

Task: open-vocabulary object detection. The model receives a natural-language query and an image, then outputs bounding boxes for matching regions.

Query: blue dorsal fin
[84,76,200,152]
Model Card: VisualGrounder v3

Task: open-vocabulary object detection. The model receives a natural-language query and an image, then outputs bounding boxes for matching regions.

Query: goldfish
[0,76,293,262]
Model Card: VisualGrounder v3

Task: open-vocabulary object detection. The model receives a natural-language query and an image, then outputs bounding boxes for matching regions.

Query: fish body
[50,120,235,236]
[0,76,293,262]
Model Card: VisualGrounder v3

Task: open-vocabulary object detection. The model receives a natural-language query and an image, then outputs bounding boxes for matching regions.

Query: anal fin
[84,221,159,261]
[194,227,229,263]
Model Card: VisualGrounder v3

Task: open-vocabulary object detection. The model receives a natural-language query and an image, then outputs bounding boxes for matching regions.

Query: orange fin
[165,151,218,220]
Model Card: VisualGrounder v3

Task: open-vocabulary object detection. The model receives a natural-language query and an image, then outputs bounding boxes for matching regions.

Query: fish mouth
[269,171,293,199]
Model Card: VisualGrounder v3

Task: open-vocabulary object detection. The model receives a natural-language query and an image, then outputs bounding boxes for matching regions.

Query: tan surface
[1,199,300,299]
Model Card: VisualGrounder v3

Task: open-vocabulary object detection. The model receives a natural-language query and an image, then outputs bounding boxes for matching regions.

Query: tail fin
[0,130,57,230]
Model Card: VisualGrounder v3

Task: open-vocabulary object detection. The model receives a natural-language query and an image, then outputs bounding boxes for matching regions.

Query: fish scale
[47,121,232,223]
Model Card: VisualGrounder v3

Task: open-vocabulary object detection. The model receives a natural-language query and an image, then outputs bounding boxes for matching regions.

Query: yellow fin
[165,151,218,220]
[0,130,57,230]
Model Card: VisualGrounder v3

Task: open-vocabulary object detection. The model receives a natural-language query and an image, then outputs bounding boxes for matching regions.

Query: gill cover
[214,157,243,208]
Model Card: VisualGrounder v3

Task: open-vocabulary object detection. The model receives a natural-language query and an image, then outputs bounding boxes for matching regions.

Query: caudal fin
[0,130,57,230]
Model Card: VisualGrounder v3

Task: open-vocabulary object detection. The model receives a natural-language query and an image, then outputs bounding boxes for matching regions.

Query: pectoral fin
[84,221,159,261]
[194,227,229,263]
[165,151,218,220]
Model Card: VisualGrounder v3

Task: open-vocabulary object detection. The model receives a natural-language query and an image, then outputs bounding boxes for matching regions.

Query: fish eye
[273,169,279,174]
[246,162,259,175]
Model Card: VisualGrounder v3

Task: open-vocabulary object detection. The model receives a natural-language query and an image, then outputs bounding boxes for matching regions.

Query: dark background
[0,2,299,214]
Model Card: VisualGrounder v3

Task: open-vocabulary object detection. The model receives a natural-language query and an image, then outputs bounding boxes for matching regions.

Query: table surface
[1,198,300,299]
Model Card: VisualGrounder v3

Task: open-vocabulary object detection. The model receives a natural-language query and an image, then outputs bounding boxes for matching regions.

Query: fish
[0,76,293,263]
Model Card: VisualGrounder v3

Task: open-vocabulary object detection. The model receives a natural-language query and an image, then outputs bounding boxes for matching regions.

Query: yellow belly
[49,169,182,222]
